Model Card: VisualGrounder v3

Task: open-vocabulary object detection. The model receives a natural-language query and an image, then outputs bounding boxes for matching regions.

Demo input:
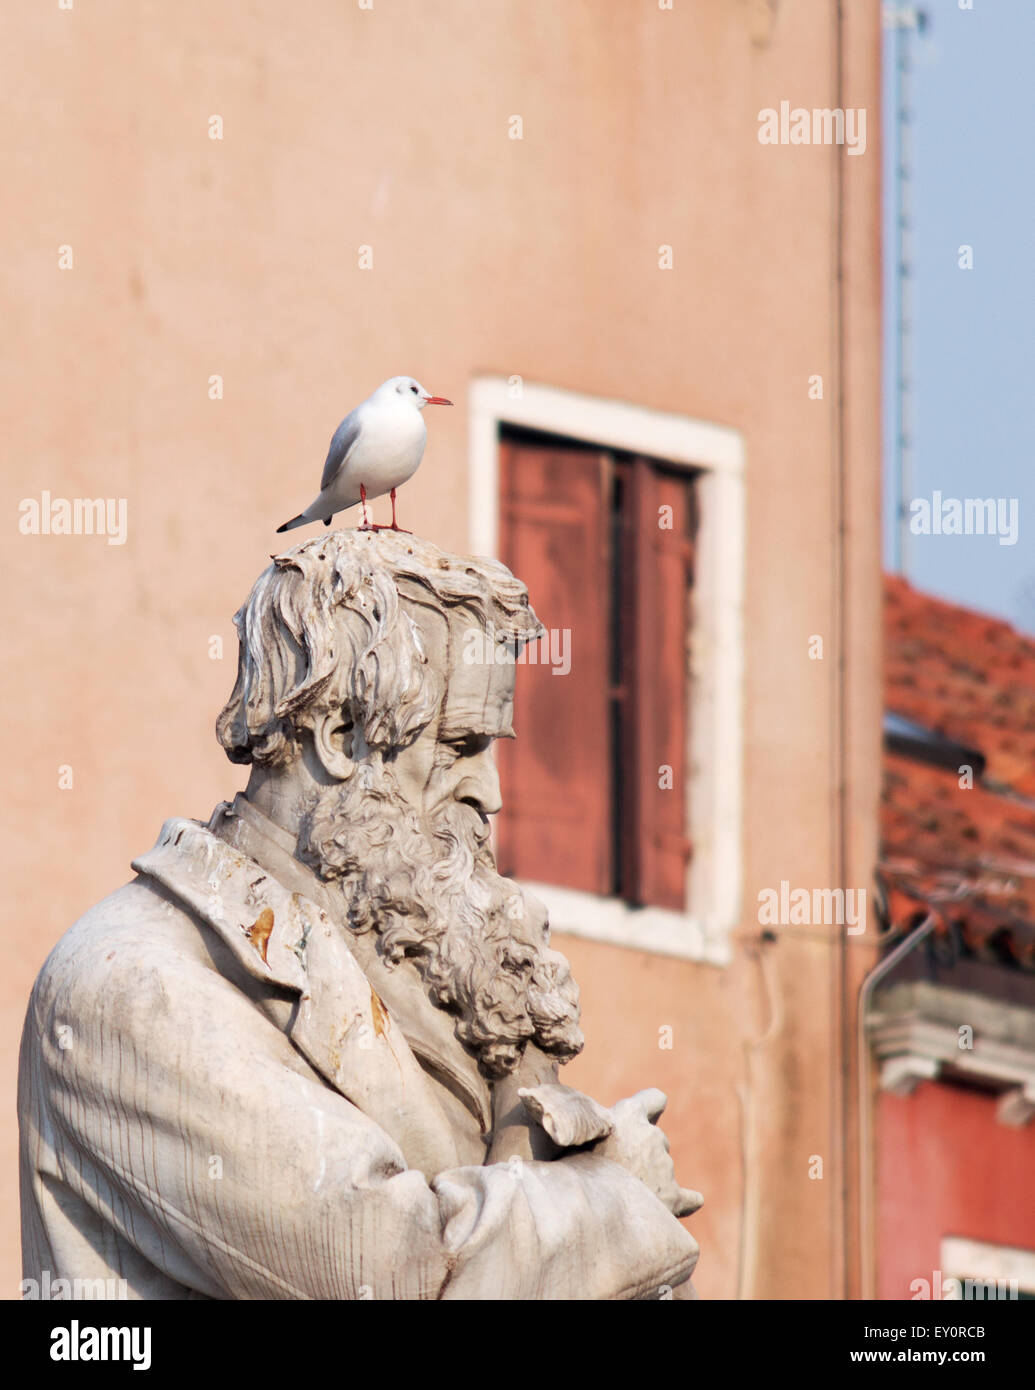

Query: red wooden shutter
[628,459,694,910]
[495,439,612,896]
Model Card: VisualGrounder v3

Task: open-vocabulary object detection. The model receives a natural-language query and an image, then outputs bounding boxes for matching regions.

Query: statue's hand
[517,1082,614,1149]
[593,1089,703,1219]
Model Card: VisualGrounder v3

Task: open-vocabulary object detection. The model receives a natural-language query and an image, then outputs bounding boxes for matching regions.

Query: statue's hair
[216,529,542,767]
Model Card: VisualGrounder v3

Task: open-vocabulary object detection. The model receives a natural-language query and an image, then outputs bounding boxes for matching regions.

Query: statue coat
[19,800,698,1300]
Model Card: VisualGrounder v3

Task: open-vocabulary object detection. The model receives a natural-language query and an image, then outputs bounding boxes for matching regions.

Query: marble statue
[19,530,702,1300]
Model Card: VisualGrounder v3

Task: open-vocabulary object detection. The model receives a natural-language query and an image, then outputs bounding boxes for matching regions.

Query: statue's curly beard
[297,762,584,1079]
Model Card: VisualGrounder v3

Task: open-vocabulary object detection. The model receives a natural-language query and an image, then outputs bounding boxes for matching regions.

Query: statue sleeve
[21,897,695,1301]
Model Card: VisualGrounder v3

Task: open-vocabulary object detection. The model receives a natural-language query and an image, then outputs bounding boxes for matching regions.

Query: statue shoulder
[28,873,226,1025]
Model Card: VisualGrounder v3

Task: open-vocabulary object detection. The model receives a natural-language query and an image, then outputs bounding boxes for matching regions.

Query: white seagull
[277,375,452,534]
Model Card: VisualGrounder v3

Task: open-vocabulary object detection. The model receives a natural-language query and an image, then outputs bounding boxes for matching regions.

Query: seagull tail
[275,512,309,534]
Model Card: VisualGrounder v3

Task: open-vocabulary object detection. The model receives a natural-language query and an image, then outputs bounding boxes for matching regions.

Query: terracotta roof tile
[880,576,1035,970]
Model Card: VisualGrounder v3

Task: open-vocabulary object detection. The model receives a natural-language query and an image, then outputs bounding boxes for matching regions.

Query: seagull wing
[319,408,363,494]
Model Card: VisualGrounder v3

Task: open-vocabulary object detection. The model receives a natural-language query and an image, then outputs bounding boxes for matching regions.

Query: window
[468,376,744,964]
[494,428,697,911]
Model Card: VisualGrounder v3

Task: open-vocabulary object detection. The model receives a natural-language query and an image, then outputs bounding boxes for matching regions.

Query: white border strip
[941,1237,1035,1295]
[467,378,744,964]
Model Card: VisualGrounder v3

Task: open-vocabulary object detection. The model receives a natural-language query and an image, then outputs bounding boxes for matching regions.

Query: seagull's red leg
[388,487,412,534]
[357,482,385,532]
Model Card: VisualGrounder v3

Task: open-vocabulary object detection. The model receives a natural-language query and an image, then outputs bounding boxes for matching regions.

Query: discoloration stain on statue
[291,922,311,966]
[245,907,275,963]
[363,986,404,1078]
[370,985,391,1040]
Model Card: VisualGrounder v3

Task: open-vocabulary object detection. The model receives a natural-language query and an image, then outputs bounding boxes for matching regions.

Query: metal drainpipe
[857,912,937,1298]
[831,0,850,1301]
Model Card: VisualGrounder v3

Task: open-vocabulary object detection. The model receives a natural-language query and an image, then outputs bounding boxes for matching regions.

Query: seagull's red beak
[424,395,453,406]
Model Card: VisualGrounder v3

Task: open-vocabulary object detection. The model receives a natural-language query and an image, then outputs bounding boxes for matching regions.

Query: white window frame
[468,378,744,965]
[940,1237,1035,1298]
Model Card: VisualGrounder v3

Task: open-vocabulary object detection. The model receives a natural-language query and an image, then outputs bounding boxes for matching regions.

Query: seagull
[276,376,452,534]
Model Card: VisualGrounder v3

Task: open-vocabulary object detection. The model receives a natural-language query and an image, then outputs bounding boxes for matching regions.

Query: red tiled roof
[885,574,1035,794]
[880,576,1035,970]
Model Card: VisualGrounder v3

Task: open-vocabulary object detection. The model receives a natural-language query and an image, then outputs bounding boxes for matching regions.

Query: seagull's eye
[410,384,419,394]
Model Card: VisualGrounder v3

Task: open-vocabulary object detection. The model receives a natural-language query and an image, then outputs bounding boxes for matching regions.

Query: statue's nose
[454,754,503,817]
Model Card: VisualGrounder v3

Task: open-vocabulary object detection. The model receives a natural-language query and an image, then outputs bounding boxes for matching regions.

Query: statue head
[216,530,583,1077]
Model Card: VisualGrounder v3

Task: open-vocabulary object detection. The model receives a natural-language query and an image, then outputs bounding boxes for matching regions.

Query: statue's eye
[444,735,489,760]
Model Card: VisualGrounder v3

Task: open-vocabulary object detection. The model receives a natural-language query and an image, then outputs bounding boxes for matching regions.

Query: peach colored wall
[3,1,882,1298]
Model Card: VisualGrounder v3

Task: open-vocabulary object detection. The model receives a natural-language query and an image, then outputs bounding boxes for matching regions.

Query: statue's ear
[311,709,356,781]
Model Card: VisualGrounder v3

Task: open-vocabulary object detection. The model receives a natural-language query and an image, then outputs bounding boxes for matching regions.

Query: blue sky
[882,0,1035,632]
